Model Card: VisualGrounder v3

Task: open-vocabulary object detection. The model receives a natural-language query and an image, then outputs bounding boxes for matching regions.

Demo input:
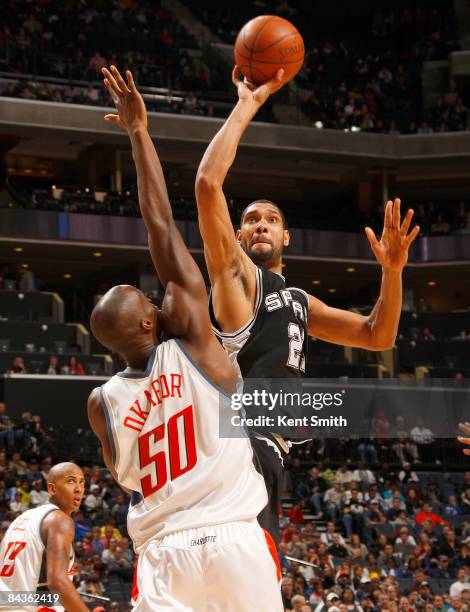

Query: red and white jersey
[100,338,267,552]
[0,504,75,593]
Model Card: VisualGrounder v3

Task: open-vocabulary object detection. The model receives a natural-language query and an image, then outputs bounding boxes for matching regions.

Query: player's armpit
[210,268,257,334]
[87,388,129,493]
[164,287,237,396]
[307,294,391,351]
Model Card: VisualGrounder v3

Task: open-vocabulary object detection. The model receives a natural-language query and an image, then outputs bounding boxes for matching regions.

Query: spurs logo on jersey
[0,504,75,595]
[99,338,267,553]
[209,267,309,379]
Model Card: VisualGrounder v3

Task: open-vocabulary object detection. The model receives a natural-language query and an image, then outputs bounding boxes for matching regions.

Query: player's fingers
[457,437,470,445]
[103,79,119,105]
[111,65,131,94]
[401,208,414,235]
[102,68,123,97]
[232,65,241,86]
[464,449,470,456]
[265,69,285,93]
[384,200,393,228]
[104,115,123,129]
[126,70,138,94]
[459,422,470,435]
[243,76,257,91]
[404,225,420,247]
[365,227,380,254]
[392,198,401,229]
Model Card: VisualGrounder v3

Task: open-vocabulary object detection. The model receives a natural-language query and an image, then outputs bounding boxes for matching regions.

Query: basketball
[234,15,304,86]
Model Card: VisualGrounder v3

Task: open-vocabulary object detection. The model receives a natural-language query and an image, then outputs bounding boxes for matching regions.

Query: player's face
[237,203,289,265]
[49,468,85,513]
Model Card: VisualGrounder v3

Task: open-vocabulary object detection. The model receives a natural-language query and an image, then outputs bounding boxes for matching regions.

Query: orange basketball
[234,15,304,86]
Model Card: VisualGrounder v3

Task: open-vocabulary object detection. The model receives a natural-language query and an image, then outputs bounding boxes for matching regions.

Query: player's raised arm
[102,66,203,297]
[308,199,420,350]
[43,513,88,612]
[195,67,284,329]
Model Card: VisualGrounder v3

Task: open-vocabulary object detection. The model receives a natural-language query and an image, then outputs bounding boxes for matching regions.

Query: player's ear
[235,229,242,242]
[141,317,153,331]
[283,229,290,247]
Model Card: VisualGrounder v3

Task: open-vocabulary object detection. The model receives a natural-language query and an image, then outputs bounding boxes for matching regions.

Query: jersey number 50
[138,405,197,498]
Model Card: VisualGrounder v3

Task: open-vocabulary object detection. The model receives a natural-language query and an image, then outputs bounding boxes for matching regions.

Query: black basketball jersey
[209,266,309,380]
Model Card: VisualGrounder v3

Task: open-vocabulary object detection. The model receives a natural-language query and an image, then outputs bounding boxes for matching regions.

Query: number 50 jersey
[99,339,267,552]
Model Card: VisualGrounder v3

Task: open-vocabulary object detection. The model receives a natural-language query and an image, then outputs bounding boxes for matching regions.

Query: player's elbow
[47,573,70,593]
[364,322,395,351]
[367,334,395,352]
[371,341,394,352]
[195,170,221,198]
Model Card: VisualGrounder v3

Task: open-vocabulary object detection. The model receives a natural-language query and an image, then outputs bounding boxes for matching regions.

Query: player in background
[0,462,87,612]
[87,66,283,611]
[195,66,421,545]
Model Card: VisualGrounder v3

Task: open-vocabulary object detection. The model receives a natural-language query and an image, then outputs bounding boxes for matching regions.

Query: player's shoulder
[42,508,73,534]
[287,285,310,303]
[87,386,103,418]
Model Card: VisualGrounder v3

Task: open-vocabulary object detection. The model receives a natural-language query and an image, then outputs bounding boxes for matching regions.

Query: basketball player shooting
[195,66,421,546]
[86,66,283,611]
[0,462,87,612]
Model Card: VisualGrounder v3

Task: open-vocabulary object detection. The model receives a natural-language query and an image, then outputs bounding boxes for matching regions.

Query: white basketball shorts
[131,519,283,611]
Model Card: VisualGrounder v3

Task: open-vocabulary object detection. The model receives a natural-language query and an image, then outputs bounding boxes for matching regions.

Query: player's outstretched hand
[232,65,285,108]
[458,422,470,456]
[365,198,420,271]
[102,66,147,132]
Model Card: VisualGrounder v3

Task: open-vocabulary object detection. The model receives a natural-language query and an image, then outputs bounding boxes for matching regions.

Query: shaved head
[47,462,85,514]
[90,285,156,354]
[47,462,83,485]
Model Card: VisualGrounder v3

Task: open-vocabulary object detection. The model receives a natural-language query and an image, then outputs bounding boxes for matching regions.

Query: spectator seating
[0,351,108,376]
[0,321,81,353]
[1,0,467,133]
[0,290,59,321]
[0,290,110,376]
[4,184,469,238]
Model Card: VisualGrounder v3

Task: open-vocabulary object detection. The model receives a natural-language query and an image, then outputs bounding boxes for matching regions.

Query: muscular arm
[195,98,256,280]
[103,66,205,298]
[130,126,206,297]
[195,68,284,332]
[195,99,257,330]
[308,268,402,350]
[102,67,216,344]
[309,199,418,351]
[43,513,88,612]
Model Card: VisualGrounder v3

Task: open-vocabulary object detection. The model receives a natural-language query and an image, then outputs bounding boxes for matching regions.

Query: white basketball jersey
[0,504,75,593]
[100,338,267,552]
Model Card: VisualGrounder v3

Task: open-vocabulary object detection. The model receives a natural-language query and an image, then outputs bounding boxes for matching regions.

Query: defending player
[0,462,87,612]
[87,66,283,611]
[195,66,421,544]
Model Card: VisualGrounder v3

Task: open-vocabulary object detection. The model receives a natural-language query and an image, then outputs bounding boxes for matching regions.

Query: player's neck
[261,260,284,276]
[49,496,71,515]
[124,342,156,371]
